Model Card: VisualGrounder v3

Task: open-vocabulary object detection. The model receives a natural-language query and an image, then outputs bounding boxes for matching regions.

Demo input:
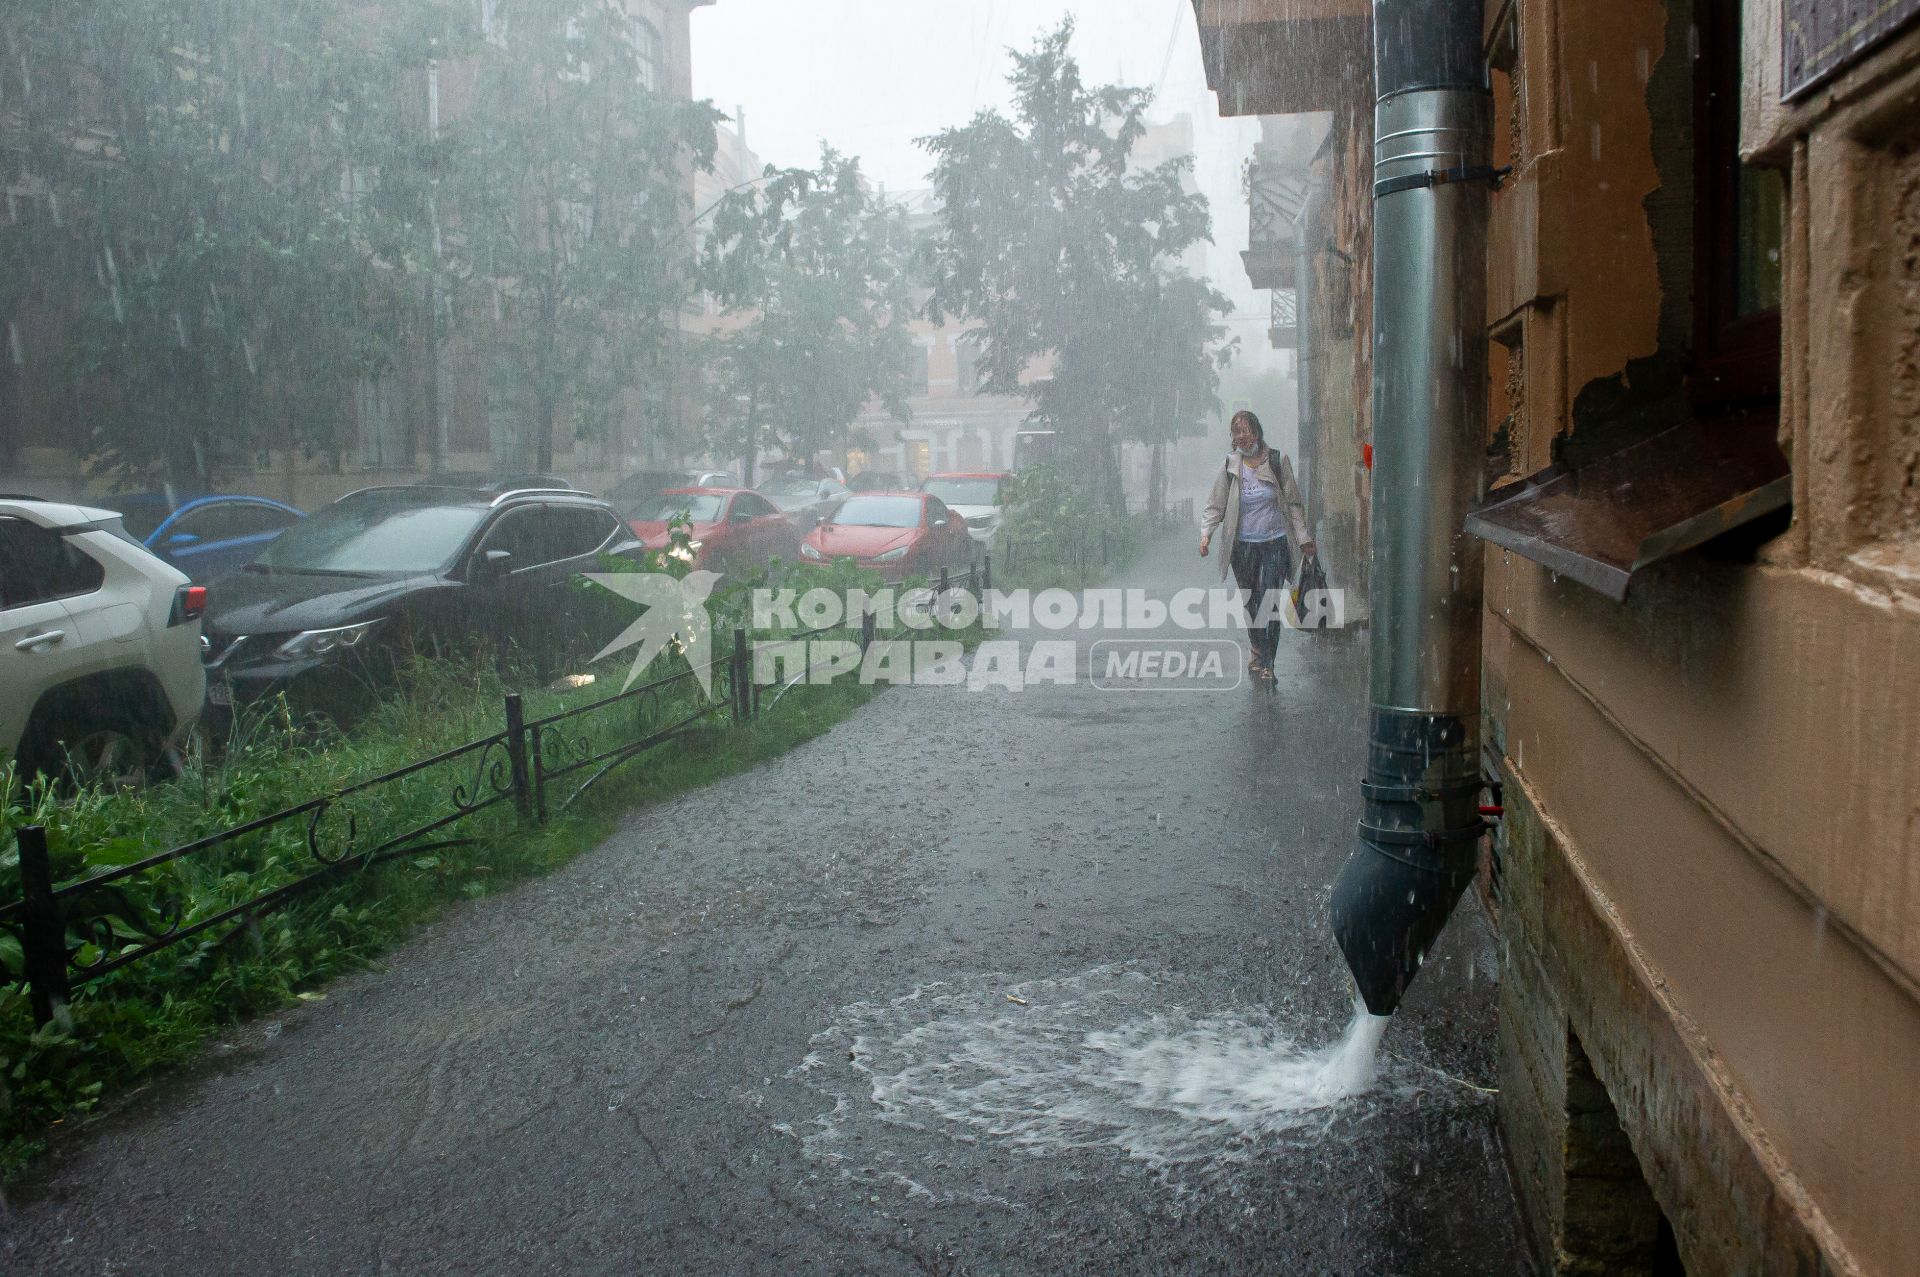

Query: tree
[443,0,720,472]
[919,21,1232,512]
[1108,272,1237,516]
[0,0,463,483]
[697,148,916,485]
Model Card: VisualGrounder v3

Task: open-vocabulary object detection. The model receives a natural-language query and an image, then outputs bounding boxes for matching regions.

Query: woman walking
[1199,410,1315,678]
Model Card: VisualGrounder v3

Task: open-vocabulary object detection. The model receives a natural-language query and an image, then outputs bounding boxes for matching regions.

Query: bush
[996,463,1145,589]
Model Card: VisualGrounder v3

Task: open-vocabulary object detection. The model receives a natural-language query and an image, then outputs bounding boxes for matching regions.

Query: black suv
[203,486,642,707]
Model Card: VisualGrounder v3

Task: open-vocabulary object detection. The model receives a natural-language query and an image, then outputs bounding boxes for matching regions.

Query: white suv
[0,497,207,785]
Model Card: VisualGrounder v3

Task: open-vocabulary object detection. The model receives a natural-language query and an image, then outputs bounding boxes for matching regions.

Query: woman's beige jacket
[1200,450,1311,582]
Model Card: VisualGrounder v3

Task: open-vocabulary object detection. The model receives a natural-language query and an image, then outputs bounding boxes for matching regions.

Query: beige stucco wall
[1484,3,1920,1273]
[1486,547,1918,1275]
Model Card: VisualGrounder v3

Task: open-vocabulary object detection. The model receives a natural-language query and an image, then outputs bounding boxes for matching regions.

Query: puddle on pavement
[779,963,1476,1204]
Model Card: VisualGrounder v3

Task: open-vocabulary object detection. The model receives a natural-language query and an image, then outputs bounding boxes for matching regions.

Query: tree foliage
[0,0,465,483]
[919,21,1233,511]
[697,148,915,484]
[0,0,719,484]
[444,0,720,471]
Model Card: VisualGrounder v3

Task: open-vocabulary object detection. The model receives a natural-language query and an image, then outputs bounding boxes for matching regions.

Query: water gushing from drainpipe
[1329,0,1493,1016]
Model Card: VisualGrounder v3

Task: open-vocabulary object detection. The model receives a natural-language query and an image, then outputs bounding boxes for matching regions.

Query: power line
[1152,0,1185,101]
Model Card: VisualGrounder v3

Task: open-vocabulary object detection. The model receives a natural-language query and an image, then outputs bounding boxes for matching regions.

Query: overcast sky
[689,0,1276,353]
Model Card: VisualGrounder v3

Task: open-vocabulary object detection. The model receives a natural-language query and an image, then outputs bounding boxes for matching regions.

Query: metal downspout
[1329,0,1492,1016]
[1292,161,1328,517]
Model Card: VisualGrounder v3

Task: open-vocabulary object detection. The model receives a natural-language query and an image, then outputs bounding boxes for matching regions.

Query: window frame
[1691,0,1783,413]
[632,17,664,92]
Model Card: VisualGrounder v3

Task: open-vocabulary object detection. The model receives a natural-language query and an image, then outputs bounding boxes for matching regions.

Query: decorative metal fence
[2,557,992,1028]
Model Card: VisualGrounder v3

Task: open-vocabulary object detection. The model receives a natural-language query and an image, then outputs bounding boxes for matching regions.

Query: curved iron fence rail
[3,560,995,1026]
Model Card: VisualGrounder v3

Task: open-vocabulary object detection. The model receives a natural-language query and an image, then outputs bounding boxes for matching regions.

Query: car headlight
[800,543,826,561]
[275,619,384,659]
[874,545,910,562]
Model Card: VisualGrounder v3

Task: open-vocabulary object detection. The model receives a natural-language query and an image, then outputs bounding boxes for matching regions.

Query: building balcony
[1191,0,1373,117]
[1241,161,1309,289]
[1268,289,1298,349]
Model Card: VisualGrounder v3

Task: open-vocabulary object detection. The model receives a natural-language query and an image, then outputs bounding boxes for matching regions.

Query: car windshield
[764,474,822,498]
[251,497,483,574]
[922,477,1002,507]
[831,496,922,529]
[633,493,724,523]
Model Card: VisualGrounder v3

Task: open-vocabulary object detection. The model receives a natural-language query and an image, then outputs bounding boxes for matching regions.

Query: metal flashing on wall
[1463,420,1791,601]
[1784,0,1920,100]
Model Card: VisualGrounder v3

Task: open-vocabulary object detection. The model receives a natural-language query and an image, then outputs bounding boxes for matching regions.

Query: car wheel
[66,726,158,790]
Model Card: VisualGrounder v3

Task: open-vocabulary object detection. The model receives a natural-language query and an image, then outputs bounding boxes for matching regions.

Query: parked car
[606,469,734,519]
[800,492,977,582]
[114,492,306,583]
[203,485,643,707]
[1,497,207,785]
[626,487,800,572]
[848,470,908,493]
[430,472,576,493]
[761,470,850,530]
[920,471,1013,546]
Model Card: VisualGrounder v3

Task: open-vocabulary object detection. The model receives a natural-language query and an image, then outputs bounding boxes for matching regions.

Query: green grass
[0,557,964,1175]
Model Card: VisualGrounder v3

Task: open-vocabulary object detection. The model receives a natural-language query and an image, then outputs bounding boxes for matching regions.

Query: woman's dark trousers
[1230,536,1293,667]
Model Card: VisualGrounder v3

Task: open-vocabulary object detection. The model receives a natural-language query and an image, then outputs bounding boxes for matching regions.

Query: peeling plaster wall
[1485,1,1920,1273]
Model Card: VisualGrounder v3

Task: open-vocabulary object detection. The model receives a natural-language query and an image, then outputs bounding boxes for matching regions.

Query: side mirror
[479,549,513,579]
[931,517,948,529]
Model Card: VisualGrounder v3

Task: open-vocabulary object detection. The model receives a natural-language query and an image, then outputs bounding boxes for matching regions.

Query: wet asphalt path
[1,531,1526,1276]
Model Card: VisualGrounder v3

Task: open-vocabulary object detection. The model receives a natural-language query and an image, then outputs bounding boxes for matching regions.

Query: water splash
[790,965,1415,1186]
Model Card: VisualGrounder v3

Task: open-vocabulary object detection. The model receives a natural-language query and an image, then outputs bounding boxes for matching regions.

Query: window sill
[1463,415,1790,601]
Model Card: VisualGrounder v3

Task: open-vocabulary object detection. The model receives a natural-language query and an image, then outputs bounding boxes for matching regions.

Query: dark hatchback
[203,486,642,707]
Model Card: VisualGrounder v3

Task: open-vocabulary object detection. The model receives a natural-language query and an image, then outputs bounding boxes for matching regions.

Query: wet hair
[1229,410,1265,444]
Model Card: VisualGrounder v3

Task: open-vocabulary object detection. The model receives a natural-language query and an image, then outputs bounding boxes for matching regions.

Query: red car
[625,487,799,571]
[800,492,977,582]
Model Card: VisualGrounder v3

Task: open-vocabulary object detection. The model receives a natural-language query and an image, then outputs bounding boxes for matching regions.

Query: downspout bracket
[1372,163,1511,200]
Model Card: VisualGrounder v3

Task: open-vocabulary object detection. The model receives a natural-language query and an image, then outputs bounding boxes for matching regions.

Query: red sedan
[626,487,799,571]
[800,492,977,581]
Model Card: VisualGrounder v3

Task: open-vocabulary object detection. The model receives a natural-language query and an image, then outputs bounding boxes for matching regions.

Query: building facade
[1194,2,1920,1273]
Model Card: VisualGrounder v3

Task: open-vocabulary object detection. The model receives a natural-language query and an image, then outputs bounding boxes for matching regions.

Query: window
[427,62,441,138]
[632,18,663,92]
[560,15,592,83]
[480,0,505,46]
[0,517,104,608]
[339,163,380,212]
[355,375,408,469]
[171,501,299,542]
[910,345,930,397]
[733,494,777,519]
[542,506,618,561]
[1693,0,1783,410]
[925,496,950,526]
[954,335,982,395]
[479,509,545,568]
[163,506,242,545]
